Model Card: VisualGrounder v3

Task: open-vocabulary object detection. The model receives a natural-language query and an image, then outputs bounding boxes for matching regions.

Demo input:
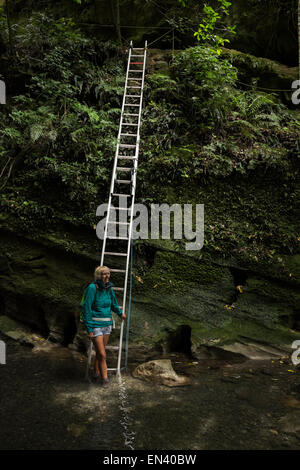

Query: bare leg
[103,333,110,348]
[93,334,110,377]
[93,347,101,377]
[93,335,108,380]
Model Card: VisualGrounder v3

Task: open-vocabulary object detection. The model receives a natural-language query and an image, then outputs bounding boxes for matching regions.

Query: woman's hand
[121,313,126,320]
[88,332,94,339]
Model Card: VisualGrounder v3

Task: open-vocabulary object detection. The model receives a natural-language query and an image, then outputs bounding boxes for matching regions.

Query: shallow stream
[0,333,300,450]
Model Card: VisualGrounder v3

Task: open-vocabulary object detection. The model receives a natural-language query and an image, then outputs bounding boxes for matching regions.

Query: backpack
[80,281,98,323]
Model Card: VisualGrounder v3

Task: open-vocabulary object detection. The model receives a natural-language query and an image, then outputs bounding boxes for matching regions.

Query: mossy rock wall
[1,226,298,356]
[0,229,96,344]
[128,246,300,353]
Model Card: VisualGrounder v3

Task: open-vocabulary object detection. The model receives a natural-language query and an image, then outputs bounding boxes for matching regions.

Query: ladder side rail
[121,42,147,314]
[101,42,133,265]
[130,39,147,199]
[117,43,147,374]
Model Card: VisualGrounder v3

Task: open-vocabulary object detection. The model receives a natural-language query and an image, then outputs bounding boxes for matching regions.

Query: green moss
[189,317,298,349]
[244,277,300,310]
[221,47,297,103]
[285,255,300,285]
[0,315,23,334]
[140,250,230,291]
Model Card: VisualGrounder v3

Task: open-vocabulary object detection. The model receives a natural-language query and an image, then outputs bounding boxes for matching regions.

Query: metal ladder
[100,41,147,376]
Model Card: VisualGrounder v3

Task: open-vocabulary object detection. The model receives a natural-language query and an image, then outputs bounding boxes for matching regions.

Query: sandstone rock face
[220,341,289,360]
[132,359,190,387]
[0,315,46,347]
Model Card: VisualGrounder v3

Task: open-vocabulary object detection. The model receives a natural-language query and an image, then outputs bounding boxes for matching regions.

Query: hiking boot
[101,378,109,387]
[91,372,100,383]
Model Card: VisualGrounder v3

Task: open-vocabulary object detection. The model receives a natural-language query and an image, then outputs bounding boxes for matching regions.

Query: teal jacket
[81,280,122,333]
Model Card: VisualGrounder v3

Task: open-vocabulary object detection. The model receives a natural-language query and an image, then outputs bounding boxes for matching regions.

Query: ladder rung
[110,269,126,273]
[129,70,143,72]
[118,156,137,160]
[124,104,140,107]
[130,62,144,65]
[125,95,141,98]
[123,113,139,116]
[119,144,136,148]
[131,55,144,57]
[113,206,132,210]
[108,236,129,240]
[127,78,143,81]
[117,167,131,171]
[104,252,127,256]
[126,86,142,89]
[108,221,130,225]
[120,133,138,137]
[111,193,132,197]
[132,48,144,50]
[113,287,125,291]
[116,179,131,184]
[121,123,138,126]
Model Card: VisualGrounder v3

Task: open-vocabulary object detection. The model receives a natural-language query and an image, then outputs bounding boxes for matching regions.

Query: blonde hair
[94,265,110,280]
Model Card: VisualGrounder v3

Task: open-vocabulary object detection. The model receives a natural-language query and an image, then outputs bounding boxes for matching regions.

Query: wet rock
[0,315,46,347]
[67,423,87,438]
[260,368,275,376]
[281,396,300,409]
[278,411,300,435]
[132,359,190,387]
[221,342,287,360]
[32,342,61,354]
[234,386,271,408]
[71,320,90,354]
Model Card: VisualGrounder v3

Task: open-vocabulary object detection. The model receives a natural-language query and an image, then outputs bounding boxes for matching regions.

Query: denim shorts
[93,326,112,337]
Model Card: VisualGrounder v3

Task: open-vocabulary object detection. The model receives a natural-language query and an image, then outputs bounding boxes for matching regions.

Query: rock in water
[278,411,300,435]
[132,359,190,387]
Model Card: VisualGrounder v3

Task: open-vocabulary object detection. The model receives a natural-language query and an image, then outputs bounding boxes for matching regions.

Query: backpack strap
[92,281,99,308]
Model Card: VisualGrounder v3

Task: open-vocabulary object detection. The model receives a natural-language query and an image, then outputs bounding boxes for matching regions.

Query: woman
[81,265,126,385]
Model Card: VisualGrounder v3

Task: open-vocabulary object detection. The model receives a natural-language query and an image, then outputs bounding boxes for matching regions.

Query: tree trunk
[110,0,122,46]
[115,0,122,46]
[5,0,13,56]
[299,0,300,80]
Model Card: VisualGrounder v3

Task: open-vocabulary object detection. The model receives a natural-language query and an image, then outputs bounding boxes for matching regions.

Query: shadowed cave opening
[0,295,5,316]
[37,306,50,338]
[230,266,248,288]
[228,266,249,304]
[164,325,193,357]
[64,313,77,346]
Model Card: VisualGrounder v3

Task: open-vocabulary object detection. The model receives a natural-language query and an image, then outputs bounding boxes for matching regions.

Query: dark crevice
[164,325,193,357]
[0,295,5,315]
[228,266,249,304]
[27,255,45,262]
[279,311,300,331]
[64,314,77,346]
[37,306,50,338]
[230,266,249,287]
[134,242,157,269]
[0,295,5,316]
